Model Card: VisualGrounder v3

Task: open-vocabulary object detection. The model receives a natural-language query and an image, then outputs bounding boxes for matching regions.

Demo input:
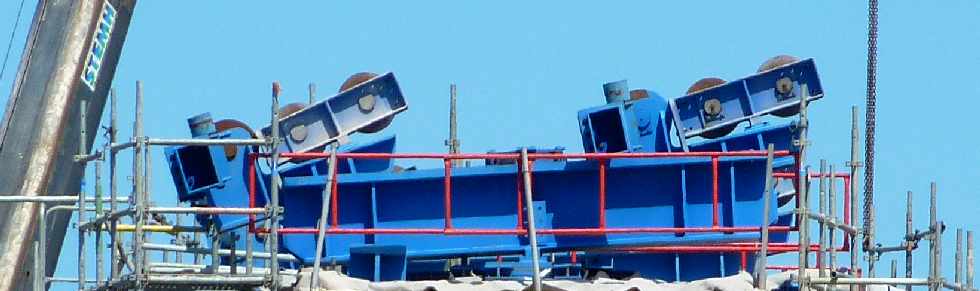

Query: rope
[0,0,28,82]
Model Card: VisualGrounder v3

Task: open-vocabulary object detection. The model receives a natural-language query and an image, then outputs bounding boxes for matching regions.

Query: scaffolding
[1,81,974,291]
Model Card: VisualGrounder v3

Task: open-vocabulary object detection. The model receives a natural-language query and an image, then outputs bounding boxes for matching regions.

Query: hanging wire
[863,0,879,250]
[0,0,29,82]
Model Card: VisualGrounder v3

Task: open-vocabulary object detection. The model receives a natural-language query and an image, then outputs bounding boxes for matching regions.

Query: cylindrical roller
[279,102,306,118]
[339,72,393,133]
[629,89,649,101]
[687,77,735,139]
[686,77,726,95]
[214,119,256,161]
[757,55,800,73]
[275,103,311,145]
[758,55,802,117]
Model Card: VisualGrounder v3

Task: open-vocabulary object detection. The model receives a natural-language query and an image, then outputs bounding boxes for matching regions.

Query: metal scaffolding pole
[77,99,88,291]
[797,84,811,291]
[269,81,283,289]
[848,106,861,290]
[907,190,914,291]
[818,160,827,277]
[133,80,146,291]
[311,149,338,290]
[957,228,964,287]
[521,148,542,291]
[754,144,775,289]
[108,87,122,283]
[968,231,974,291]
[828,164,838,281]
[929,182,939,291]
[94,160,104,287]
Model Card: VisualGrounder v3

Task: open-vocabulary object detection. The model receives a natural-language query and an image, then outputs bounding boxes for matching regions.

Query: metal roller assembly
[758,55,803,117]
[340,72,394,134]
[686,77,734,138]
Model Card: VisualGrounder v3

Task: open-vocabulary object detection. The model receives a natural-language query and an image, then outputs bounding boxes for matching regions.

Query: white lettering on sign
[81,1,117,91]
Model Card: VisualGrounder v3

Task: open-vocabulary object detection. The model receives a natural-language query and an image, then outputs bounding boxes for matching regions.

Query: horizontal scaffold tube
[115,225,206,234]
[147,138,269,146]
[142,243,299,263]
[807,277,932,285]
[148,207,265,215]
[0,196,129,203]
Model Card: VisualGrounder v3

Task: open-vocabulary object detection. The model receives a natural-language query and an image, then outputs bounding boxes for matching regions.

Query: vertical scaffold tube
[906,191,914,291]
[520,148,542,291]
[269,82,282,289]
[754,144,775,289]
[311,149,338,290]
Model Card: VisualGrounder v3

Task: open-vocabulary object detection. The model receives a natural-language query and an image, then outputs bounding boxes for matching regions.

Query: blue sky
[1,1,978,289]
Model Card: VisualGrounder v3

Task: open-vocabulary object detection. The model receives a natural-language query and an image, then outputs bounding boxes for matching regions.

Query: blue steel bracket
[348,245,408,282]
[165,130,235,202]
[669,58,823,140]
[262,72,407,157]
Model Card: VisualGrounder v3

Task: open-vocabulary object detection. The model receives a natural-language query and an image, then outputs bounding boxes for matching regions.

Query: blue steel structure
[165,58,823,282]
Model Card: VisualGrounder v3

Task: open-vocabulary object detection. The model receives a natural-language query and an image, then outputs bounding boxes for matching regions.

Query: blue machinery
[166,58,823,282]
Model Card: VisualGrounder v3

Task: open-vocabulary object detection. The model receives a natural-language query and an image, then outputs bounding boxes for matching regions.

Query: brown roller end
[279,102,306,118]
[338,72,393,133]
[757,55,800,73]
[686,77,726,95]
[339,72,379,93]
[214,119,257,161]
[629,89,650,100]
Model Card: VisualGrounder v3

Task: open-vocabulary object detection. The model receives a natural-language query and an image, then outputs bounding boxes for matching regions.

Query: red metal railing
[614,172,853,271]
[247,150,794,236]
[240,149,855,272]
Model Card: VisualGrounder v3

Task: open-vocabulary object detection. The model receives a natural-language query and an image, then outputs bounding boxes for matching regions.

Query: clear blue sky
[1,1,978,290]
